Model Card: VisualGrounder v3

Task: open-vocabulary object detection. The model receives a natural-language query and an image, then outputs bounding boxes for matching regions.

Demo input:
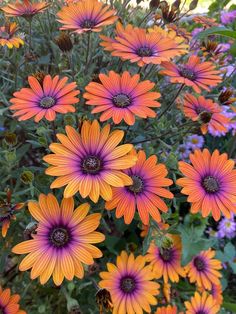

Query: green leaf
[229,41,236,57]
[195,27,236,40]
[223,302,236,312]
[224,242,236,260]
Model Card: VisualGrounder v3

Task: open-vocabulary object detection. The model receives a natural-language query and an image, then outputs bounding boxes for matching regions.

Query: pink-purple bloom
[208,105,236,137]
[221,10,236,24]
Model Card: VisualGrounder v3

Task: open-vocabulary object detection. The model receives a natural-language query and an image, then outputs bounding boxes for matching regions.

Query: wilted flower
[55,32,73,52]
[0,189,24,237]
[96,289,113,314]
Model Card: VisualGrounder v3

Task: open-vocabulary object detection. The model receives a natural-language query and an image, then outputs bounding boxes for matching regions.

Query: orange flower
[57,0,117,34]
[12,194,105,285]
[160,55,222,93]
[185,249,222,290]
[1,0,50,19]
[10,75,80,122]
[146,234,185,283]
[105,150,173,225]
[185,291,220,314]
[177,149,236,220]
[102,25,187,67]
[0,189,24,237]
[84,71,161,125]
[198,283,223,306]
[183,93,230,135]
[0,287,26,314]
[155,305,177,314]
[43,120,137,202]
[99,251,160,314]
[0,22,24,48]
[163,283,171,303]
[193,16,219,28]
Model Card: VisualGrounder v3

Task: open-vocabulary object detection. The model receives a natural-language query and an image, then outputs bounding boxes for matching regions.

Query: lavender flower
[177,144,191,160]
[221,10,236,24]
[217,216,236,239]
[185,135,204,150]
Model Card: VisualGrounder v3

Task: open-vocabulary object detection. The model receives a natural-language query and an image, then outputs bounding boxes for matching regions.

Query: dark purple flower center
[82,155,102,174]
[112,93,131,108]
[196,311,207,314]
[202,176,219,193]
[40,96,55,108]
[128,175,144,194]
[179,66,197,80]
[159,248,173,262]
[120,276,136,294]
[136,46,153,57]
[80,19,96,29]
[198,111,212,123]
[193,256,206,271]
[50,227,70,248]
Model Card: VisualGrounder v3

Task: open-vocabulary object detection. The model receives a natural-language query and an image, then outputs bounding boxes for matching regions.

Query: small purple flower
[217,43,231,53]
[217,216,236,239]
[191,27,203,37]
[185,135,204,150]
[177,144,191,160]
[221,10,236,24]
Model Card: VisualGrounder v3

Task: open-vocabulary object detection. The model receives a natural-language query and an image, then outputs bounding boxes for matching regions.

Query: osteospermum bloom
[0,287,26,314]
[99,251,160,314]
[84,71,161,125]
[183,93,230,135]
[177,149,236,220]
[108,26,187,67]
[105,150,173,225]
[146,234,185,283]
[155,305,177,314]
[198,284,223,306]
[0,22,24,48]
[9,75,80,122]
[12,194,105,285]
[43,120,137,202]
[160,55,222,93]
[57,0,117,34]
[185,291,220,314]
[185,249,222,290]
[1,0,50,18]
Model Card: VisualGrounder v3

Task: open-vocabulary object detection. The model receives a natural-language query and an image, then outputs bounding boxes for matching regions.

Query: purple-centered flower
[221,10,236,24]
[185,135,204,150]
[217,216,236,239]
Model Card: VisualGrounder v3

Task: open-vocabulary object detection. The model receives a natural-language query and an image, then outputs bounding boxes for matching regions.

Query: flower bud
[55,32,73,52]
[20,170,34,184]
[4,132,17,146]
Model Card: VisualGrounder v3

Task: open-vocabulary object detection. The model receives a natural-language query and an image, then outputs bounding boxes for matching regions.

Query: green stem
[85,31,91,70]
[158,84,185,120]
[67,51,75,81]
[28,19,32,52]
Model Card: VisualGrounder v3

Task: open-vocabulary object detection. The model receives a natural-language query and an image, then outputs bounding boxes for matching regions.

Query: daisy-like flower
[99,251,160,314]
[0,22,24,48]
[9,74,80,122]
[84,71,161,125]
[1,0,50,19]
[160,55,222,93]
[198,283,223,306]
[0,189,24,237]
[163,282,171,303]
[177,148,236,220]
[12,194,105,285]
[105,150,173,225]
[0,287,26,314]
[185,134,204,150]
[105,25,187,67]
[57,0,117,34]
[185,249,222,290]
[43,120,137,202]
[146,234,185,283]
[217,215,236,239]
[185,291,220,314]
[155,305,177,314]
[183,93,230,135]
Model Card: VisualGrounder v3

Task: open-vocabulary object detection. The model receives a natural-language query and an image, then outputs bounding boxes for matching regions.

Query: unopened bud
[189,0,198,11]
[55,32,73,53]
[20,171,34,184]
[4,132,17,146]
